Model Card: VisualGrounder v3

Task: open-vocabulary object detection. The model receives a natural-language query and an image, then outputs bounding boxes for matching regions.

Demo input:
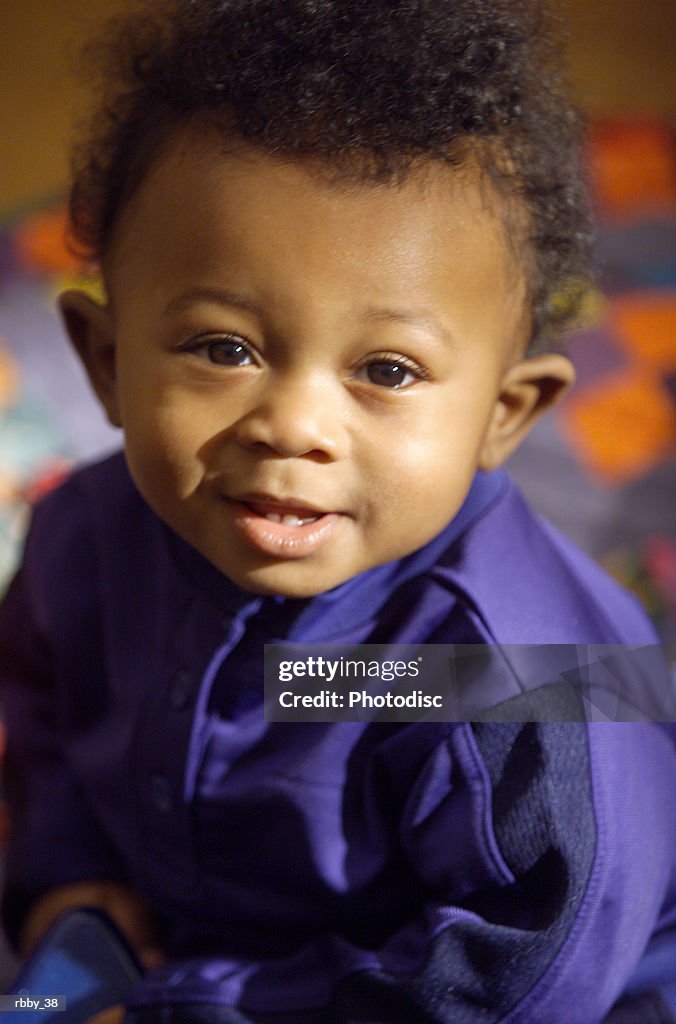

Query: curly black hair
[69,0,594,351]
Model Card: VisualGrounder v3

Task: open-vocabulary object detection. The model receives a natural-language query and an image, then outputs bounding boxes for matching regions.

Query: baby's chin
[225,563,358,600]
[217,541,398,599]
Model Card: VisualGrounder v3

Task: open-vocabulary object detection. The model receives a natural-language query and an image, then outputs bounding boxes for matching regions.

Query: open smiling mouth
[230,499,342,559]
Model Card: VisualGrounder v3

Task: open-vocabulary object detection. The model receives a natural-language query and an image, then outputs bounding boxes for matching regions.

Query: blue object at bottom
[0,909,142,1023]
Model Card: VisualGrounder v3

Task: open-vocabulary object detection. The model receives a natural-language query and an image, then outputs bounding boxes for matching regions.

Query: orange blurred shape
[13,206,85,275]
[0,340,19,408]
[610,294,676,370]
[562,368,676,484]
[588,120,676,217]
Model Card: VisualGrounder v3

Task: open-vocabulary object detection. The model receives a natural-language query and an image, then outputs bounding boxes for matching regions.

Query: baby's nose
[233,375,347,461]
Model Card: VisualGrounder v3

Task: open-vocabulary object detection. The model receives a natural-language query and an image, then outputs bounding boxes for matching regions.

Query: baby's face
[69,127,568,597]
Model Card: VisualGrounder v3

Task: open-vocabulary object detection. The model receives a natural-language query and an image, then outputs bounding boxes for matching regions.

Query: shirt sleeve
[0,514,128,950]
[123,720,676,1024]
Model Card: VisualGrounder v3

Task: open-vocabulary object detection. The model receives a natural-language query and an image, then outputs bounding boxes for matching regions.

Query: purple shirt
[1,452,674,1022]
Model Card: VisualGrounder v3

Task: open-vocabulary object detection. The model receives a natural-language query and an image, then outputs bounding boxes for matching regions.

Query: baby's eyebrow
[362,307,454,347]
[162,287,261,317]
[161,289,453,347]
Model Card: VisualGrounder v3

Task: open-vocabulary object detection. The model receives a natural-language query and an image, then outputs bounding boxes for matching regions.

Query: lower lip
[230,502,342,559]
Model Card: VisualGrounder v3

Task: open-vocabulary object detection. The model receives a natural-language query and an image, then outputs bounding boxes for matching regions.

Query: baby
[1,1,674,1022]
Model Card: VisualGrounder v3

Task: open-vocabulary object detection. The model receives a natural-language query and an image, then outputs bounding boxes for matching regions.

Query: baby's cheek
[381,443,473,537]
[122,429,188,516]
[136,404,204,483]
[383,431,456,496]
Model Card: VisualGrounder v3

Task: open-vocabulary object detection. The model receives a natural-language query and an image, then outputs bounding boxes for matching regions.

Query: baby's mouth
[245,501,322,527]
[230,497,341,558]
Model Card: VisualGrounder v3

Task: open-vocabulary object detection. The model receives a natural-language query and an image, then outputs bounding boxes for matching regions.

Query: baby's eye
[189,335,255,366]
[356,358,425,389]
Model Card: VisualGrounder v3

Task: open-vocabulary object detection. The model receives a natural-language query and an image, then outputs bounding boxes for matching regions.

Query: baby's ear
[58,289,121,428]
[479,353,575,471]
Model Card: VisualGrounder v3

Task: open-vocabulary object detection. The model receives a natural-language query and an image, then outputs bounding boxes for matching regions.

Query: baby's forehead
[103,127,530,362]
[108,124,525,271]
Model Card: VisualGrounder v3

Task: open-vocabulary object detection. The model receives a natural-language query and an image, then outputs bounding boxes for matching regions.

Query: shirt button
[168,670,192,710]
[149,772,173,812]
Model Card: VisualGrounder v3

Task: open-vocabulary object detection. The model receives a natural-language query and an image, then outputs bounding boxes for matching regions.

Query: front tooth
[265,513,282,523]
[282,514,302,527]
